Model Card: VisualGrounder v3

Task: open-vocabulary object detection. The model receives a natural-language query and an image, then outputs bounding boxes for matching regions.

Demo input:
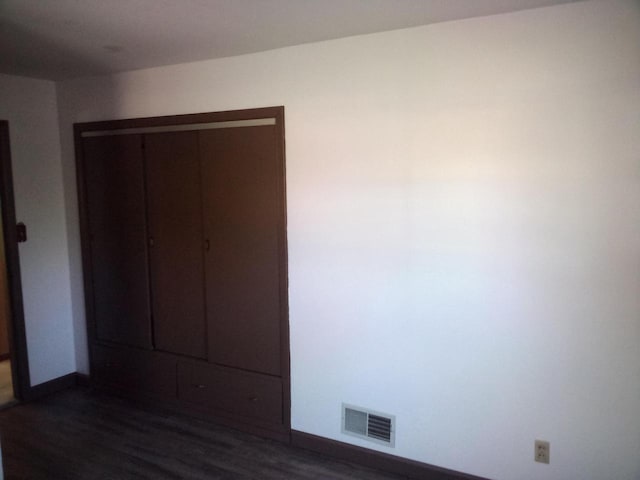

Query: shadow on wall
[0,20,109,80]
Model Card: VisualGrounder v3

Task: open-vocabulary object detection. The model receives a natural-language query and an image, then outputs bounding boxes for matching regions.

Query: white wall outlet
[535,439,550,464]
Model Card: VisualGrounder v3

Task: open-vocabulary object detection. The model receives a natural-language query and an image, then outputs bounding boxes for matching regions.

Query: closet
[75,107,289,440]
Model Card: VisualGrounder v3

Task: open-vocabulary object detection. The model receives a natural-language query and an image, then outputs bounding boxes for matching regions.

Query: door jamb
[0,120,31,401]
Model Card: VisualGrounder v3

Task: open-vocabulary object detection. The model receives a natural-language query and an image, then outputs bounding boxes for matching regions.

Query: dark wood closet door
[200,126,282,375]
[145,131,206,358]
[82,134,152,348]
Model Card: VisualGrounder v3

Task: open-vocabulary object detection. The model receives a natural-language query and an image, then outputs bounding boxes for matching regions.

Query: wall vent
[342,404,395,447]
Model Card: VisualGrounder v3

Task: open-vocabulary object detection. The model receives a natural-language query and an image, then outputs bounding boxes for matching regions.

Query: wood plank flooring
[0,387,407,479]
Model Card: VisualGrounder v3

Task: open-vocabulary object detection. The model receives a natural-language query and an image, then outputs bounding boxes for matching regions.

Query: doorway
[0,215,15,405]
[0,120,30,405]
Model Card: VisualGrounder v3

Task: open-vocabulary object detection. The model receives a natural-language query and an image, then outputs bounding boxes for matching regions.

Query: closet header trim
[80,118,276,138]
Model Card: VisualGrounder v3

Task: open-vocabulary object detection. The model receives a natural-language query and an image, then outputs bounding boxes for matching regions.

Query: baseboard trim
[291,431,490,480]
[22,373,81,402]
[0,353,10,362]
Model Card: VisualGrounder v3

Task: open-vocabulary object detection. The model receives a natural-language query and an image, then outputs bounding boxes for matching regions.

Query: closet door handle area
[204,239,210,252]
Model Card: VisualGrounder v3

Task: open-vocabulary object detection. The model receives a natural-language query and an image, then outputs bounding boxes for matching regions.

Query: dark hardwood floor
[0,387,406,479]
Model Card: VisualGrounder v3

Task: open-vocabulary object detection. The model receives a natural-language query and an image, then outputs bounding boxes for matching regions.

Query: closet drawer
[92,344,176,398]
[178,361,282,424]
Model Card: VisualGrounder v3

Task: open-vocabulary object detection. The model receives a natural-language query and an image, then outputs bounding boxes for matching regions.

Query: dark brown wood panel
[92,344,176,398]
[292,431,490,480]
[178,360,283,424]
[82,135,152,348]
[145,131,206,358]
[75,107,290,441]
[200,126,282,375]
[0,120,30,400]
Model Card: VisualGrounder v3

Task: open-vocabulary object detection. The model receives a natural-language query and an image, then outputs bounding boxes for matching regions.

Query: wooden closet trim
[0,120,31,401]
[81,118,276,137]
[75,106,281,134]
[74,106,291,437]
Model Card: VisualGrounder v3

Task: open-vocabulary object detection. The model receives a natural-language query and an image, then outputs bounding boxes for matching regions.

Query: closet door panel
[92,344,177,398]
[201,126,282,375]
[145,131,207,358]
[82,134,152,348]
[177,360,283,424]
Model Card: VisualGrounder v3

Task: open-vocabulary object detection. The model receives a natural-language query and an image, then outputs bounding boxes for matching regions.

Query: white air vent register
[341,404,395,447]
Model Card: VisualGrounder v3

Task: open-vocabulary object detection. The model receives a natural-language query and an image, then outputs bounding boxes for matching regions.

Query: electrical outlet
[535,440,550,464]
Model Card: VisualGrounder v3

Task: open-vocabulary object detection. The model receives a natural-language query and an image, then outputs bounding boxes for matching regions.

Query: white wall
[0,74,76,386]
[57,1,640,479]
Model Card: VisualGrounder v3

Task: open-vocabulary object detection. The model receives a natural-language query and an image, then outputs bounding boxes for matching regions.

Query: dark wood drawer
[178,361,282,424]
[92,344,176,398]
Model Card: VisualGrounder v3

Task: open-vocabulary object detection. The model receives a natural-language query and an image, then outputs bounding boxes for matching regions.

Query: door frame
[0,120,31,401]
[75,107,290,438]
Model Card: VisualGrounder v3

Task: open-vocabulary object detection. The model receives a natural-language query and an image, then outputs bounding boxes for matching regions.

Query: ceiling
[0,0,582,81]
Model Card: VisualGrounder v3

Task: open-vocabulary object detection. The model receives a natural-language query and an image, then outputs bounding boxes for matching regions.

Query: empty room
[0,1,638,479]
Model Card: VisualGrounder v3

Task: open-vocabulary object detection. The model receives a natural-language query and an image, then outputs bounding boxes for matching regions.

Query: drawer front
[178,361,282,424]
[92,344,176,398]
